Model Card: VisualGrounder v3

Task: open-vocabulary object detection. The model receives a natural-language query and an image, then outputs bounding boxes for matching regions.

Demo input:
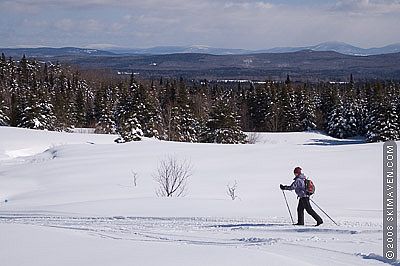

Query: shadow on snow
[304,138,365,146]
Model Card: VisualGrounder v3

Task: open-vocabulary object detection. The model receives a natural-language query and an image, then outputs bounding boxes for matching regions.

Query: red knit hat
[294,167,302,174]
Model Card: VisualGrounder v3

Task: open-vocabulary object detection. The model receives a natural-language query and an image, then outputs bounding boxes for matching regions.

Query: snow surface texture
[0,127,399,266]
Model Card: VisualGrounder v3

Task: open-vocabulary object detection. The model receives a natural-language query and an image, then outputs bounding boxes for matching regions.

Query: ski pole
[310,198,338,226]
[282,190,294,224]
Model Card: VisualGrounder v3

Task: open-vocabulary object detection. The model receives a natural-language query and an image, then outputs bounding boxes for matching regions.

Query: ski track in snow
[0,213,394,265]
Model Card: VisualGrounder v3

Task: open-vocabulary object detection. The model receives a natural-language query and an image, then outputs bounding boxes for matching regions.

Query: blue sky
[1,0,400,49]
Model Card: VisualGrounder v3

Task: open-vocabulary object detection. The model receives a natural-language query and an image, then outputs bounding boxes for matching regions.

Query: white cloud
[0,0,278,13]
[0,0,209,10]
[223,1,273,9]
[53,18,113,33]
[85,19,103,32]
[54,19,75,31]
[332,0,400,15]
[1,0,399,48]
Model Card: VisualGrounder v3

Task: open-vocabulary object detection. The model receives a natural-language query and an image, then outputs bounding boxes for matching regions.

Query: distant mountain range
[56,50,400,81]
[1,42,400,57]
[106,45,247,56]
[107,42,400,56]
[258,42,400,56]
[1,43,400,81]
[0,47,114,58]
[107,45,250,56]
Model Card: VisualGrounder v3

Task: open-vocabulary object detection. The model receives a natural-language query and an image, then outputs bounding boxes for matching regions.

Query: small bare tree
[247,132,262,144]
[153,156,193,197]
[131,170,138,187]
[227,180,238,200]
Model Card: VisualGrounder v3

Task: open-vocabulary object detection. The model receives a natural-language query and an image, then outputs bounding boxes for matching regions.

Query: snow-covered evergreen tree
[318,86,338,129]
[327,100,358,139]
[297,89,317,131]
[202,97,247,144]
[168,105,200,142]
[16,70,57,131]
[167,80,201,142]
[134,82,159,138]
[366,86,400,142]
[115,115,143,143]
[355,104,367,137]
[95,105,115,134]
[264,85,282,131]
[0,91,9,126]
[74,78,89,128]
[280,87,301,132]
[114,80,144,142]
[50,70,75,131]
[145,82,165,139]
[247,85,270,131]
[95,86,116,134]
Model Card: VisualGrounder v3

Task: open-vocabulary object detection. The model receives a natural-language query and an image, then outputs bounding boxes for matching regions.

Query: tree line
[0,54,399,143]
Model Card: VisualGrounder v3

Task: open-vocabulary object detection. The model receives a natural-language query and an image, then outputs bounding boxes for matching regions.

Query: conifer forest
[1,54,399,143]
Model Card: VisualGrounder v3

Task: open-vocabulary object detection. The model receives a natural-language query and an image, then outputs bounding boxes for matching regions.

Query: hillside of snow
[0,127,398,266]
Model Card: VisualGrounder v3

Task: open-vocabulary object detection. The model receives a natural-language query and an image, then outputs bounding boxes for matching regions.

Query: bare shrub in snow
[227,180,238,200]
[131,170,138,187]
[247,132,262,144]
[153,156,193,197]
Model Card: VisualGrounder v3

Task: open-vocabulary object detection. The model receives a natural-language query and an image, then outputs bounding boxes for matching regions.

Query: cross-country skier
[280,167,323,226]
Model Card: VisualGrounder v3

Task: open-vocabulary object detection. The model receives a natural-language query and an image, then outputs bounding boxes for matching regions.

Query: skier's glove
[280,184,285,190]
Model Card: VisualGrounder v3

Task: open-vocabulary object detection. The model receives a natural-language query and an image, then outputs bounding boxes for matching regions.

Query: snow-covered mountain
[258,41,400,56]
[107,42,400,56]
[308,41,365,55]
[0,127,394,266]
[0,47,115,58]
[2,42,400,57]
[107,45,250,55]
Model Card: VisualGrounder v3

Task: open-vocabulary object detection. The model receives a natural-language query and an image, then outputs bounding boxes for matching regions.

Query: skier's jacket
[286,174,308,198]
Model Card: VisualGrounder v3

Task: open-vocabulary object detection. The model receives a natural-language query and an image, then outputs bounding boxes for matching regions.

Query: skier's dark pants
[297,197,323,225]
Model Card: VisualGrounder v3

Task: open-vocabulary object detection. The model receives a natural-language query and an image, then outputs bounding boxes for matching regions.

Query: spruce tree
[317,86,338,129]
[146,81,165,139]
[9,92,23,127]
[247,85,270,131]
[265,84,282,131]
[298,89,317,131]
[74,79,88,128]
[366,102,399,142]
[114,80,143,142]
[281,86,301,132]
[0,91,9,126]
[167,79,200,142]
[95,86,116,134]
[366,85,400,142]
[202,97,247,144]
[134,83,159,138]
[115,115,142,142]
[327,99,358,139]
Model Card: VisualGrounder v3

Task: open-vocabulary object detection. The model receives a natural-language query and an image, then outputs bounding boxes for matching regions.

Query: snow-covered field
[0,127,398,265]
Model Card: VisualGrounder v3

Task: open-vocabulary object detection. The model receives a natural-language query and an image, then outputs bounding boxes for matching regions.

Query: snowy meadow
[0,127,398,266]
